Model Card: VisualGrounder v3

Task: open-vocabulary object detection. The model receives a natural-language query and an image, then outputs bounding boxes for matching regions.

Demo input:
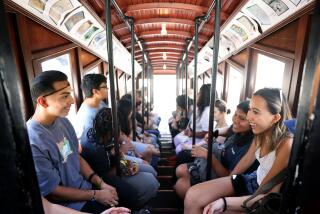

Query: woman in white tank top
[184,88,293,214]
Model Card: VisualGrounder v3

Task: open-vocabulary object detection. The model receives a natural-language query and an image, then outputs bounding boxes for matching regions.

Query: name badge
[57,136,73,162]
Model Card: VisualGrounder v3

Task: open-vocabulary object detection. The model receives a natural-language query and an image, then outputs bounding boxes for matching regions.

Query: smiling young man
[27,70,119,213]
[72,74,108,144]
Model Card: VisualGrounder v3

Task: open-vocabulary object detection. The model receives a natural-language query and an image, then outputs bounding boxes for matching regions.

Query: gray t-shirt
[27,117,92,211]
[73,101,107,143]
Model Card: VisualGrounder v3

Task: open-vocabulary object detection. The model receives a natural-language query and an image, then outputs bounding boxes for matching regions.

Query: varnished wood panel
[26,17,70,54]
[80,49,99,68]
[230,49,247,69]
[258,19,299,53]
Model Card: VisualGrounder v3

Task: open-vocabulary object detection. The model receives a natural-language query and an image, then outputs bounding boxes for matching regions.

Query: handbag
[242,169,287,214]
[119,158,139,176]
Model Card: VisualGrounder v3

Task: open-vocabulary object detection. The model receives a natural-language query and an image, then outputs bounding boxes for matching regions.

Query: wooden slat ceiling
[87,0,243,74]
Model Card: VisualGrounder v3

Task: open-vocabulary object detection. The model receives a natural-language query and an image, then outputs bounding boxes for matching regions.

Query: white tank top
[255,147,276,185]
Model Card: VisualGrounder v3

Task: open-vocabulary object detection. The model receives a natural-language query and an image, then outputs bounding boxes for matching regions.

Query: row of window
[40,50,288,123]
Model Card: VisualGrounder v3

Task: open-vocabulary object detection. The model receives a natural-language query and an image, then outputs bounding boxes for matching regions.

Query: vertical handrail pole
[115,68,120,101]
[105,0,120,174]
[176,61,180,96]
[207,0,221,181]
[185,39,190,116]
[128,17,137,141]
[192,16,204,145]
[150,66,154,111]
[141,40,145,134]
[146,62,150,126]
[181,63,184,95]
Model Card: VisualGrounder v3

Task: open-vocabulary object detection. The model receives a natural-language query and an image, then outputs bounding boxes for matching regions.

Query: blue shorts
[231,171,259,196]
[132,141,149,154]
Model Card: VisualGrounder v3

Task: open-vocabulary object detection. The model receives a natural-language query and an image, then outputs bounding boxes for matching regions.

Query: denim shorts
[231,171,259,196]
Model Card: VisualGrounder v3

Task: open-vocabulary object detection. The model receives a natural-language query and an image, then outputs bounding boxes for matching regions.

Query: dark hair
[31,70,68,102]
[117,98,132,136]
[197,84,211,115]
[236,100,250,114]
[121,93,132,101]
[253,88,292,150]
[81,74,107,98]
[176,95,192,110]
[215,99,230,114]
[87,107,113,144]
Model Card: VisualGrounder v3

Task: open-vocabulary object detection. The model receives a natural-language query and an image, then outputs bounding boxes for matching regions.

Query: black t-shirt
[221,132,259,173]
[81,140,116,177]
[135,112,144,125]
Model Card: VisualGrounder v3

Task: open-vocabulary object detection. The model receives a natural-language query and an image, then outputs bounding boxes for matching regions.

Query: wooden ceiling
[86,0,243,74]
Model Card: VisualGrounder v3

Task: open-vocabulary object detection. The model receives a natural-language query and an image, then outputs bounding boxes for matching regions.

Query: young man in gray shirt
[27,70,119,213]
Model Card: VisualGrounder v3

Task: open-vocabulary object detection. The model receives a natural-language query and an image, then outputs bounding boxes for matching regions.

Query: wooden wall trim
[16,14,35,83]
[222,62,228,101]
[251,44,295,60]
[225,58,244,71]
[83,58,103,73]
[243,47,253,99]
[31,43,77,60]
[289,14,311,116]
[5,1,105,65]
[73,47,84,110]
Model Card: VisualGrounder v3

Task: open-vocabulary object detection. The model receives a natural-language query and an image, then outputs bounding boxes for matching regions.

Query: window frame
[248,46,294,98]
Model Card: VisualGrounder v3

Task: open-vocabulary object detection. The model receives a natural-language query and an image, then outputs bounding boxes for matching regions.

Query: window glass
[41,54,77,122]
[255,53,285,91]
[227,65,243,116]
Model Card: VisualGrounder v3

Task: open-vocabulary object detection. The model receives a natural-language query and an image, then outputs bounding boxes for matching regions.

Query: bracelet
[222,197,227,212]
[98,177,103,189]
[88,172,96,183]
[90,190,96,201]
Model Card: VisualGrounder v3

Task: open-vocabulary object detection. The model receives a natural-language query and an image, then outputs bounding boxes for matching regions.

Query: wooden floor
[149,134,183,214]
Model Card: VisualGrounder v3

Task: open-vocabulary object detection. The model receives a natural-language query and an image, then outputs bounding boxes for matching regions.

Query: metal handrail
[206,0,221,181]
[105,0,120,175]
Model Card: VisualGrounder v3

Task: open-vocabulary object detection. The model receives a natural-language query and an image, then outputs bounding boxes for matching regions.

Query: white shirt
[255,147,276,185]
[190,106,210,132]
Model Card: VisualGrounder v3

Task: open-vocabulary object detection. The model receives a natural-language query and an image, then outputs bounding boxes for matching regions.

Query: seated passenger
[169,95,193,139]
[118,97,159,163]
[174,100,258,199]
[27,71,119,213]
[72,74,107,144]
[184,88,293,214]
[81,108,159,208]
[174,99,230,166]
[174,84,211,154]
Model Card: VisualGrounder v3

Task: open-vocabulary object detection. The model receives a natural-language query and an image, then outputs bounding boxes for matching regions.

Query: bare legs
[174,164,191,199]
[184,176,235,214]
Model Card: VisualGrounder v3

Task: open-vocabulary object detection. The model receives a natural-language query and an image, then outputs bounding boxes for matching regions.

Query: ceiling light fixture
[163,52,167,60]
[163,64,167,70]
[161,23,167,35]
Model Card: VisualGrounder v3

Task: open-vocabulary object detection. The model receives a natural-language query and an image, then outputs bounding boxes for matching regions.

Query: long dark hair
[197,84,211,115]
[117,98,132,136]
[87,107,113,145]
